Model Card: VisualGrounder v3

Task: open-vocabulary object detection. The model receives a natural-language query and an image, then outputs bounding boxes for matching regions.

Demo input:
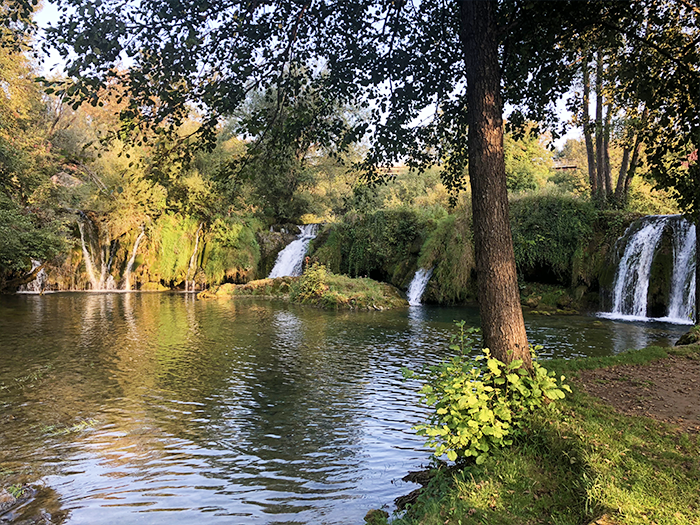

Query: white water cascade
[185,224,203,292]
[268,224,319,278]
[77,215,118,291]
[604,215,696,324]
[664,219,696,323]
[18,259,48,293]
[123,229,146,291]
[406,267,433,306]
[78,220,101,290]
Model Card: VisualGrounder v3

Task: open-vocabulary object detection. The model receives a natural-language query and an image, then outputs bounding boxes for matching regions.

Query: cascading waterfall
[78,219,100,290]
[185,224,202,292]
[665,219,696,322]
[77,214,118,291]
[406,267,433,306]
[123,229,146,291]
[609,216,667,318]
[268,224,319,278]
[604,215,696,324]
[18,259,47,293]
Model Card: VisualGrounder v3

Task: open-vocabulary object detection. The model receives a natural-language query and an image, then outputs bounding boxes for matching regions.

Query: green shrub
[202,217,260,285]
[510,193,596,285]
[290,262,329,302]
[404,322,570,465]
[150,213,201,285]
[417,212,476,304]
[311,207,435,286]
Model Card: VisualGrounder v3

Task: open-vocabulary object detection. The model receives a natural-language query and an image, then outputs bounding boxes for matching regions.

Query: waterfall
[604,215,696,324]
[665,219,696,323]
[609,216,667,318]
[123,229,146,291]
[18,259,47,293]
[78,219,100,290]
[77,214,118,291]
[407,267,433,306]
[185,224,202,292]
[268,224,319,278]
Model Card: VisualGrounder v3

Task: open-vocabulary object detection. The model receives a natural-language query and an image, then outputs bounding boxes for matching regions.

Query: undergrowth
[380,346,700,525]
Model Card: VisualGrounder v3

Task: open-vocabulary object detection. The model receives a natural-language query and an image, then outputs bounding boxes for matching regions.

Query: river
[0,293,688,524]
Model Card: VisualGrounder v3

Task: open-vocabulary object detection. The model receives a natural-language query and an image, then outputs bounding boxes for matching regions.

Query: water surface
[0,294,688,524]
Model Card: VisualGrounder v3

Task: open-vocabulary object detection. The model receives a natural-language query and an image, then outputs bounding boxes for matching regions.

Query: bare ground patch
[575,354,700,433]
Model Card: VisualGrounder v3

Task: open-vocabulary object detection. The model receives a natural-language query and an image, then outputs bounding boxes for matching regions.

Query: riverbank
[376,345,700,525]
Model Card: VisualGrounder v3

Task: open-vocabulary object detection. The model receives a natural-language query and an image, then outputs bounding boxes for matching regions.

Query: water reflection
[0,295,688,524]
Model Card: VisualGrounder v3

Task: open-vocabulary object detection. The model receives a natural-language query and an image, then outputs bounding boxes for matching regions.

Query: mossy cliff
[30,213,265,291]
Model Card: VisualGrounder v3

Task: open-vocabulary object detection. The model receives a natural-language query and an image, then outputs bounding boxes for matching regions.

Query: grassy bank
[200,263,408,310]
[375,346,700,525]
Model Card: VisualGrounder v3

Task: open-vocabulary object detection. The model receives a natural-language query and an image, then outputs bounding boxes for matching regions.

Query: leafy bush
[290,262,329,302]
[404,322,570,465]
[312,207,435,286]
[150,213,201,285]
[417,212,476,304]
[202,217,260,285]
[510,193,596,284]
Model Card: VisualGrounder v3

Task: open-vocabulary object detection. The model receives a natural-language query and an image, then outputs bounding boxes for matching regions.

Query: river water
[0,293,688,524]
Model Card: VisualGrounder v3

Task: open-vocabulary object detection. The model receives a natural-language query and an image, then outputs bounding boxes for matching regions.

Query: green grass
[378,347,700,525]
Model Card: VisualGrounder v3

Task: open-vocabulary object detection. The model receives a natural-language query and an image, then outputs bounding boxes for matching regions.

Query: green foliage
[151,214,201,285]
[417,212,476,304]
[405,322,570,465]
[510,193,597,284]
[312,207,434,286]
[290,262,329,302]
[394,347,700,525]
[504,129,554,192]
[202,217,261,285]
[0,194,65,275]
[287,262,407,309]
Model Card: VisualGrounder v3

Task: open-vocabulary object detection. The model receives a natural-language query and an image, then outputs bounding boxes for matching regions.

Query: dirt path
[575,354,700,434]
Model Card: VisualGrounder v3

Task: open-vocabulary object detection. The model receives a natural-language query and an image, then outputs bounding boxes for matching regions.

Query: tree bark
[615,145,631,200]
[595,52,606,199]
[582,57,597,195]
[603,102,614,198]
[458,1,531,368]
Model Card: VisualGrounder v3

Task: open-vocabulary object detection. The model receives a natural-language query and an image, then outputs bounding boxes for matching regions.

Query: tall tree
[46,0,623,364]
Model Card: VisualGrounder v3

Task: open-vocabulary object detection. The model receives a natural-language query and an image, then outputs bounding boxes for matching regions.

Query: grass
[200,264,408,310]
[376,346,700,525]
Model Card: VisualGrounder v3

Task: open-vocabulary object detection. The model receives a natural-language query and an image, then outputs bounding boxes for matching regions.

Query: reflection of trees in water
[194,304,377,508]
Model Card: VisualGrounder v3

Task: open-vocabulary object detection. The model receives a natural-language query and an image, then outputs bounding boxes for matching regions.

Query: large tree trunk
[582,57,597,195]
[458,1,531,369]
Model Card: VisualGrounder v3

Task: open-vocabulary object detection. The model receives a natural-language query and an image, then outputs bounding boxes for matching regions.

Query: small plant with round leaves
[403,321,570,464]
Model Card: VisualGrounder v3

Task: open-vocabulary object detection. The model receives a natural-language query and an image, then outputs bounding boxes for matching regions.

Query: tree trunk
[623,107,649,198]
[458,1,531,369]
[622,132,644,198]
[595,52,606,199]
[615,146,631,200]
[582,57,597,195]
[603,102,614,198]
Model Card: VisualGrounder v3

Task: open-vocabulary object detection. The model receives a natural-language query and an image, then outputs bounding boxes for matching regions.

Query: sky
[34,1,65,75]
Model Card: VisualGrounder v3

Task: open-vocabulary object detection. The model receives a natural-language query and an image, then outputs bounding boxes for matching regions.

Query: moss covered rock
[675,325,700,346]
